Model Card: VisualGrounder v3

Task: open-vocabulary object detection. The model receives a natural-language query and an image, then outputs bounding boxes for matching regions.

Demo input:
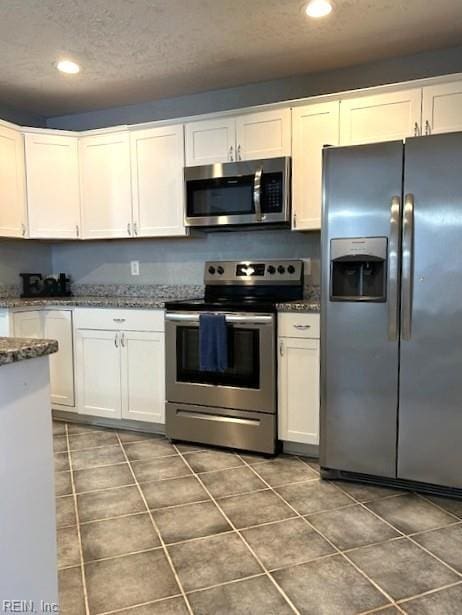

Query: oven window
[187,176,255,218]
[176,325,260,388]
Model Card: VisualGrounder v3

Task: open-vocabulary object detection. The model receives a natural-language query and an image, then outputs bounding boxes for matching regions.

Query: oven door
[184,157,290,227]
[165,312,276,413]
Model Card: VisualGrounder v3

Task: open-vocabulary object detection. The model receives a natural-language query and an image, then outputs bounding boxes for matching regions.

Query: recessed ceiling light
[305,0,333,18]
[56,59,80,74]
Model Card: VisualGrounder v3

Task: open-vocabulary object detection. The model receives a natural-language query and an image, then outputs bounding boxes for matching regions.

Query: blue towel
[199,313,228,372]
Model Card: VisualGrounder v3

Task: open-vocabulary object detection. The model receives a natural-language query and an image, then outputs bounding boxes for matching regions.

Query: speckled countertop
[0,337,59,366]
[275,299,321,313]
[0,296,174,310]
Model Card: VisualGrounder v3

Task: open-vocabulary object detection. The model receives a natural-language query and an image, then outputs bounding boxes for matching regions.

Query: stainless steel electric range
[164,259,304,454]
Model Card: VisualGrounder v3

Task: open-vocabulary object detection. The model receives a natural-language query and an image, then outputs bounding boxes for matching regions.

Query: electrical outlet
[130,261,140,276]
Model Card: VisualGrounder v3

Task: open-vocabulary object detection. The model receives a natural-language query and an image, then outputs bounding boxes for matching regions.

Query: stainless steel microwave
[184,157,291,228]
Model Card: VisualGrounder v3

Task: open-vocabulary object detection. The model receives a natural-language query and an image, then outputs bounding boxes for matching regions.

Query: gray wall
[46,44,462,130]
[0,102,45,128]
[0,240,52,285]
[51,230,320,286]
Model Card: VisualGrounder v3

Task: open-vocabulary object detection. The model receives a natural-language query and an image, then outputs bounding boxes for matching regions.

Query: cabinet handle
[21,223,26,237]
[113,318,126,323]
[279,340,284,356]
[293,211,297,228]
[237,144,242,160]
[76,224,80,238]
[133,222,138,236]
[413,122,420,137]
[425,120,431,136]
[127,223,132,236]
[229,145,234,161]
[120,332,125,347]
[114,333,119,348]
[293,324,311,330]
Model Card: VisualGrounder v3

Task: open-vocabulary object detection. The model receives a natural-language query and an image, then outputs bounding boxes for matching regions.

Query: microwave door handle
[253,167,263,222]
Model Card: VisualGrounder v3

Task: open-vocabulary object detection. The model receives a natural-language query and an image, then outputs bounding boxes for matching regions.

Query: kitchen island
[0,337,59,611]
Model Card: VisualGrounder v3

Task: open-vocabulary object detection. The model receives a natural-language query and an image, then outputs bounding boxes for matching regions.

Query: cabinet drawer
[278,313,320,338]
[74,308,164,332]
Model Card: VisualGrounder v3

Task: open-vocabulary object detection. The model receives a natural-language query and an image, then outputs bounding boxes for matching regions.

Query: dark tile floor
[53,420,462,615]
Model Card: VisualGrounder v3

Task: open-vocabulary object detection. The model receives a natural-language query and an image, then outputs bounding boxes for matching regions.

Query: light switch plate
[130,261,140,276]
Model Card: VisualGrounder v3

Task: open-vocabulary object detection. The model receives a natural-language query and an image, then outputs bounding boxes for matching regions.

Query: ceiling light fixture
[56,59,80,74]
[305,0,333,18]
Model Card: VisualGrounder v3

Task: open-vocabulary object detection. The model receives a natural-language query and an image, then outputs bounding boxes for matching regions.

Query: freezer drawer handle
[388,195,401,341]
[176,409,260,426]
[402,193,415,341]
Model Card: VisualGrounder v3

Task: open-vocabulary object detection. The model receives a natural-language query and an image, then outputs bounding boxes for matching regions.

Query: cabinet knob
[133,222,138,236]
[21,223,26,237]
[425,120,431,136]
[127,223,132,236]
[414,122,420,137]
[76,224,80,238]
[237,144,242,160]
[229,145,234,162]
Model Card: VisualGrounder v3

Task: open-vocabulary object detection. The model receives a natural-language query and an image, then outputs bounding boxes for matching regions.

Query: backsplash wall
[0,240,52,291]
[51,230,320,287]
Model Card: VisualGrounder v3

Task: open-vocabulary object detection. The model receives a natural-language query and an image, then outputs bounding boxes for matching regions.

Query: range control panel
[204,260,303,285]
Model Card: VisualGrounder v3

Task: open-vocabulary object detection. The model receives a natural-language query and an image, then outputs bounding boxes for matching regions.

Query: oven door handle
[165,313,273,324]
[253,166,264,222]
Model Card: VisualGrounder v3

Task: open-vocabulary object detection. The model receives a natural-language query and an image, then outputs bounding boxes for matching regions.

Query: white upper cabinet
[185,117,236,166]
[235,109,291,160]
[130,125,186,237]
[0,124,27,238]
[79,131,133,239]
[422,80,462,136]
[340,89,422,145]
[185,108,291,166]
[25,132,81,239]
[292,101,340,231]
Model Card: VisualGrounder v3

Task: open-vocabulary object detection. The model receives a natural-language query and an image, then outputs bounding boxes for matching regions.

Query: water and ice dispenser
[330,237,387,302]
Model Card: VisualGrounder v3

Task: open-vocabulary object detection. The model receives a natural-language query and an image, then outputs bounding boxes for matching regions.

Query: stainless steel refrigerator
[320,132,462,495]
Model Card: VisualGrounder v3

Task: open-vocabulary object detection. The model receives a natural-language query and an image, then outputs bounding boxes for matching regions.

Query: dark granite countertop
[276,299,320,313]
[0,337,59,366]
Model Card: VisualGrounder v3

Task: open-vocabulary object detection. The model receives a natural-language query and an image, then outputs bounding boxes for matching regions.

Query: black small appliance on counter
[20,273,72,298]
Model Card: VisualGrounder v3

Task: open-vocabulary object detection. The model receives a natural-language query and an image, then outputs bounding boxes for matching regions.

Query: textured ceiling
[1,0,462,117]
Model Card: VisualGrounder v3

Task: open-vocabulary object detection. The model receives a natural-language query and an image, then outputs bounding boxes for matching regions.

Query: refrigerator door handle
[401,193,415,340]
[388,195,402,341]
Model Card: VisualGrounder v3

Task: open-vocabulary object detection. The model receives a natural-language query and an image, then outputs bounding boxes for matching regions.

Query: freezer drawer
[166,402,277,454]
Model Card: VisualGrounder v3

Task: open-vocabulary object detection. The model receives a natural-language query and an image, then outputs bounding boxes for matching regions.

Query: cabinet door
[340,89,422,145]
[121,331,165,424]
[292,101,339,230]
[75,329,122,419]
[422,81,462,135]
[131,125,186,237]
[236,108,291,160]
[25,133,81,239]
[79,131,133,239]
[185,118,236,166]
[43,310,75,408]
[13,310,43,338]
[278,337,320,445]
[0,124,27,238]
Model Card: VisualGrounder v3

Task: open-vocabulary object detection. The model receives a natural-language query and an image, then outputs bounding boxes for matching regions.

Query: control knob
[277,265,285,274]
[267,265,276,274]
[287,265,295,274]
[217,266,224,275]
[208,266,216,275]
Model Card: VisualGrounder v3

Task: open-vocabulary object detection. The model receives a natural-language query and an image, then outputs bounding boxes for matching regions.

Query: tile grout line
[173,444,302,615]
[236,454,400,612]
[64,422,91,615]
[115,433,195,615]
[395,578,462,608]
[333,485,462,579]
[95,593,185,615]
[416,491,462,521]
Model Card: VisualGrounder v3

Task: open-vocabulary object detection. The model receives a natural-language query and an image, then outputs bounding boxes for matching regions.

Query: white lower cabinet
[13,309,75,409]
[74,309,165,424]
[278,313,320,446]
[121,331,165,424]
[75,329,123,419]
